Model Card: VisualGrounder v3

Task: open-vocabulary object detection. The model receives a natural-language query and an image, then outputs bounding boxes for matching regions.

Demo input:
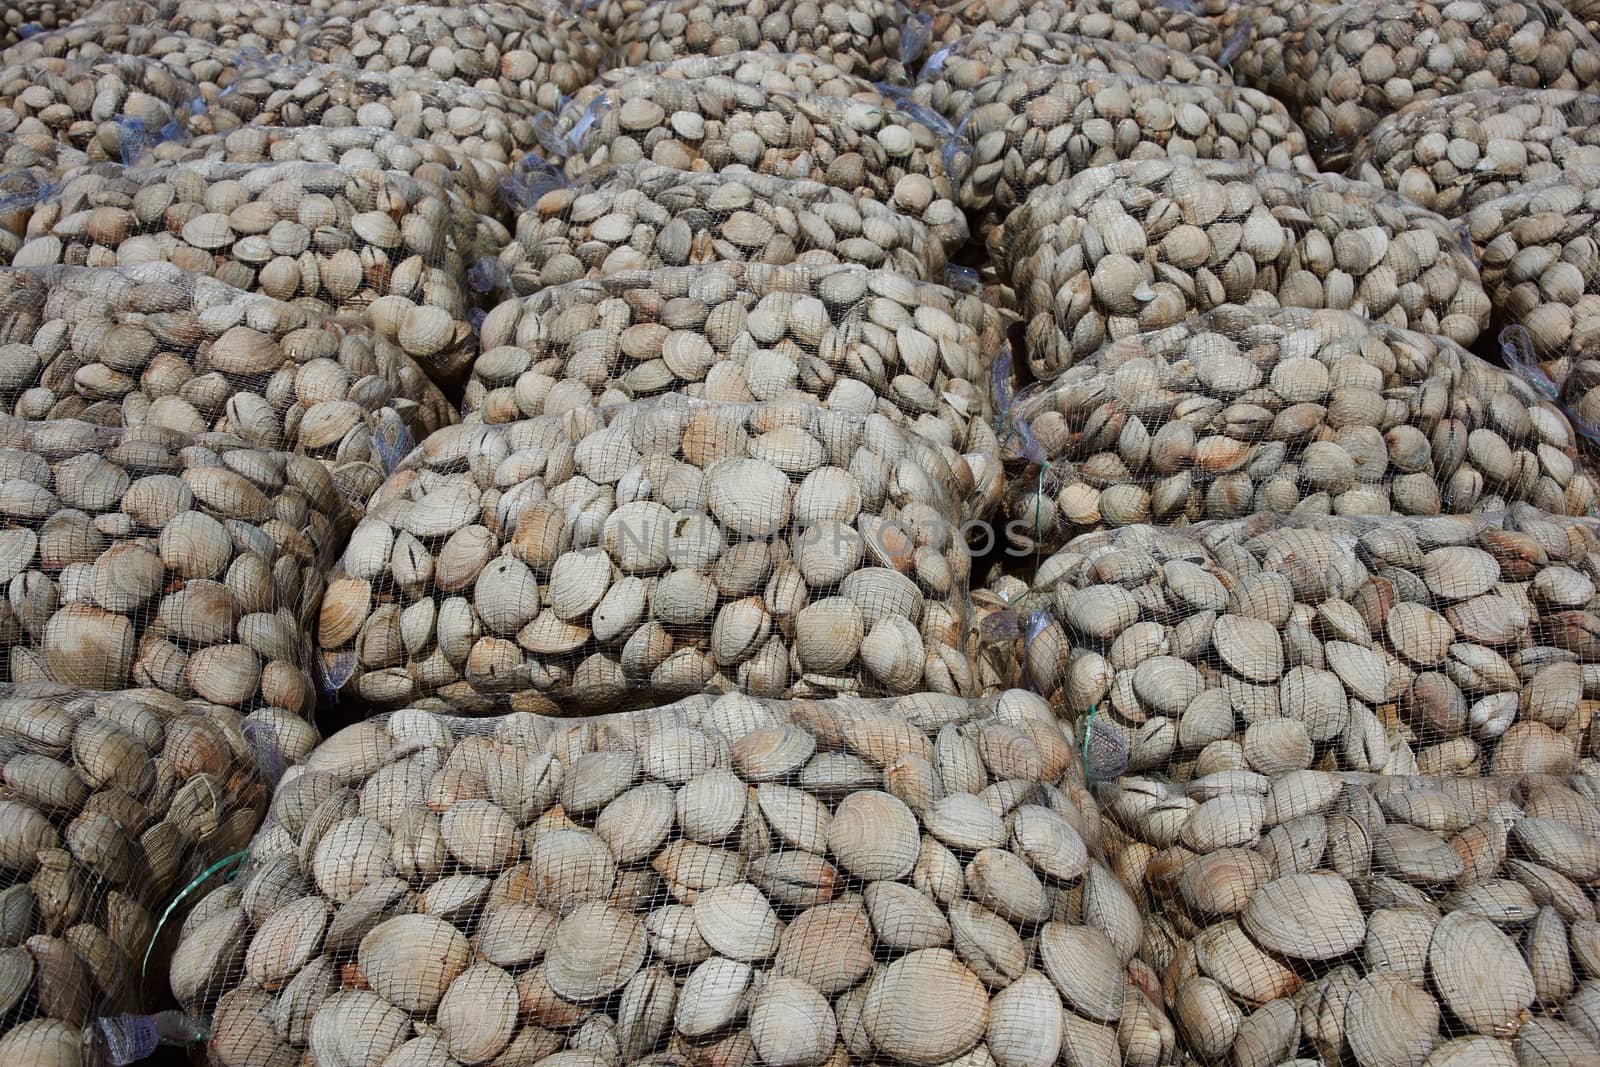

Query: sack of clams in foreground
[1348,89,1600,220]
[947,65,1316,231]
[548,74,966,221]
[605,0,922,84]
[1018,508,1600,783]
[1106,767,1600,1065]
[911,31,1235,125]
[317,396,978,713]
[996,305,1599,555]
[190,62,548,169]
[1238,0,1600,169]
[997,159,1491,378]
[12,157,505,385]
[0,263,458,510]
[169,687,1182,1067]
[1463,168,1600,450]
[920,0,1233,61]
[492,161,964,296]
[461,262,1004,517]
[0,685,270,1065]
[0,415,345,741]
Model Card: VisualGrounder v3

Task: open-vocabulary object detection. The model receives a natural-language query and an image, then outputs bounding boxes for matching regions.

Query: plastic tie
[139,850,250,1011]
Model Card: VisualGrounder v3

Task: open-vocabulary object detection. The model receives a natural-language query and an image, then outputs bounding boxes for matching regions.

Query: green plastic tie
[139,849,250,1013]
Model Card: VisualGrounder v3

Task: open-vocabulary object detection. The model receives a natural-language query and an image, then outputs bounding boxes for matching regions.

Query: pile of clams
[316,396,978,712]
[997,305,1597,554]
[1021,508,1600,783]
[173,687,1185,1067]
[0,685,269,1063]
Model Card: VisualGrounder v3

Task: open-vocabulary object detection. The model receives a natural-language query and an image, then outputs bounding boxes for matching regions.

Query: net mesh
[948,65,1317,232]
[0,684,270,1060]
[135,123,511,219]
[604,0,924,84]
[190,62,549,168]
[0,414,347,731]
[316,395,979,713]
[0,262,458,508]
[1106,765,1600,1064]
[0,55,202,167]
[299,1,606,114]
[1465,168,1600,453]
[996,305,1597,556]
[460,262,1004,516]
[998,159,1491,379]
[0,0,328,67]
[1239,0,1600,169]
[913,30,1236,124]
[920,0,1234,62]
[12,158,504,386]
[1016,508,1600,778]
[1349,87,1600,219]
[492,161,962,297]
[546,51,890,140]
[170,687,1154,1067]
[548,73,968,216]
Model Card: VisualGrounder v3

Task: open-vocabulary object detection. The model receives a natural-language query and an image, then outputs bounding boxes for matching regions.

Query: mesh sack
[1348,88,1600,218]
[546,51,889,135]
[0,685,271,1062]
[1019,508,1600,783]
[1245,0,1600,169]
[0,0,328,66]
[921,0,1234,60]
[493,161,961,297]
[0,132,86,268]
[1106,769,1600,1065]
[304,1,606,114]
[169,687,1179,1067]
[316,396,978,713]
[0,0,93,50]
[460,263,1004,509]
[0,263,457,509]
[0,56,202,167]
[191,62,548,167]
[605,0,923,84]
[913,30,1235,124]
[12,158,504,385]
[1000,159,1491,380]
[997,306,1598,557]
[949,65,1316,231]
[548,74,967,217]
[0,414,345,725]
[137,124,511,219]
[1465,169,1600,448]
